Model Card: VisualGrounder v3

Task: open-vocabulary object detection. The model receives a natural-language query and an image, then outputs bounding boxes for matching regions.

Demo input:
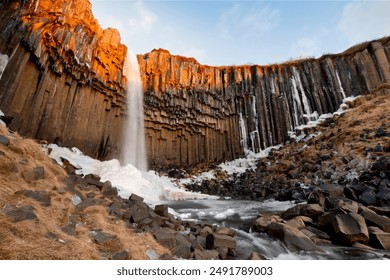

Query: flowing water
[167,199,389,260]
[122,51,148,171]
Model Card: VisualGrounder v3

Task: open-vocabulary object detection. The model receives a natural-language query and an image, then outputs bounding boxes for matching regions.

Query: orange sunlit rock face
[17,0,127,93]
[0,0,128,159]
[139,39,390,169]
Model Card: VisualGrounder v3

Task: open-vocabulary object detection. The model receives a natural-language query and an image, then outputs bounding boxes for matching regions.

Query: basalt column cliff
[1,0,390,170]
[140,40,390,169]
[0,0,127,159]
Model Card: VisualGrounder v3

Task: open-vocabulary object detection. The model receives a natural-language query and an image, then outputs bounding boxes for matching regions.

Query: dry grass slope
[0,126,168,259]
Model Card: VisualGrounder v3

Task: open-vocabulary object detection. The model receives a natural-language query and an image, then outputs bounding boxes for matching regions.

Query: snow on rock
[288,95,359,141]
[46,144,215,205]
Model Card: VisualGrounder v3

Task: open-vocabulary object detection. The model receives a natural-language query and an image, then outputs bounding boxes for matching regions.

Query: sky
[89,0,390,66]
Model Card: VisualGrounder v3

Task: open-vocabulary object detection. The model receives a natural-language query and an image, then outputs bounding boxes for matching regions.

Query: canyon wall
[0,0,127,159]
[140,39,390,169]
[0,0,389,169]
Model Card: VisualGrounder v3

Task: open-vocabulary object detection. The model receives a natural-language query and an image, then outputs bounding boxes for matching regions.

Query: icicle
[336,71,346,99]
[0,54,9,82]
[239,112,248,154]
[251,95,261,152]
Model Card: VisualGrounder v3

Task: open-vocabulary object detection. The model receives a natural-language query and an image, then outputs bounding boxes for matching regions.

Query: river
[167,199,389,260]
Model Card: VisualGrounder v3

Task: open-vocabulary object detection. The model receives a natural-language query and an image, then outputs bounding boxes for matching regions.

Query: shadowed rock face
[139,39,390,169]
[0,1,389,169]
[0,0,127,159]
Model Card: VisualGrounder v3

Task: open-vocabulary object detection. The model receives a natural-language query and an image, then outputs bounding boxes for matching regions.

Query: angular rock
[267,222,324,252]
[21,166,45,182]
[15,190,51,207]
[194,249,219,260]
[62,158,76,174]
[206,233,236,250]
[129,193,144,203]
[112,250,129,260]
[307,189,326,207]
[61,223,76,236]
[199,226,213,237]
[368,206,390,217]
[153,228,177,249]
[360,207,390,232]
[75,198,100,211]
[3,205,38,222]
[372,157,390,171]
[0,135,9,146]
[252,215,281,232]
[376,188,390,206]
[85,177,104,189]
[286,216,306,229]
[102,181,118,196]
[172,234,192,259]
[193,236,207,250]
[332,213,369,244]
[109,199,123,218]
[368,227,390,250]
[214,227,235,236]
[281,204,324,220]
[130,207,150,224]
[359,191,378,206]
[154,204,169,217]
[93,231,116,245]
[217,247,229,259]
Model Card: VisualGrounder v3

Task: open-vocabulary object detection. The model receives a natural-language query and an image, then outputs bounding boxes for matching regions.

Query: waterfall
[121,51,148,171]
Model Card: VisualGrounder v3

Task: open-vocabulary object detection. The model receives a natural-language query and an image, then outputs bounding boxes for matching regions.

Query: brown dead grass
[0,126,169,259]
[256,85,390,184]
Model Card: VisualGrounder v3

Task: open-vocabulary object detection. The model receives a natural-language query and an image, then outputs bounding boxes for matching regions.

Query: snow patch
[46,144,215,205]
[179,144,283,187]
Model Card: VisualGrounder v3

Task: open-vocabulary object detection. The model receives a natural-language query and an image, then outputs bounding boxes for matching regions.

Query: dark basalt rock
[15,190,51,207]
[3,204,38,222]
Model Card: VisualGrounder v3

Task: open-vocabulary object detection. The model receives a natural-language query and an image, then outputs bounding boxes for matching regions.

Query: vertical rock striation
[139,38,390,169]
[0,0,389,169]
[0,0,127,159]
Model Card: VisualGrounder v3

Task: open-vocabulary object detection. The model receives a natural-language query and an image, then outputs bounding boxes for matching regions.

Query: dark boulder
[3,204,38,222]
[206,233,236,250]
[331,213,369,244]
[15,190,51,207]
[267,222,324,252]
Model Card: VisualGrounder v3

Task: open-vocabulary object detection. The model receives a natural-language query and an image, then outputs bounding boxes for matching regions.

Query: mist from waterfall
[122,51,148,171]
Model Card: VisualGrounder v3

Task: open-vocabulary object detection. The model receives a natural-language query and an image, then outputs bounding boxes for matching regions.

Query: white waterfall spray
[122,51,148,171]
